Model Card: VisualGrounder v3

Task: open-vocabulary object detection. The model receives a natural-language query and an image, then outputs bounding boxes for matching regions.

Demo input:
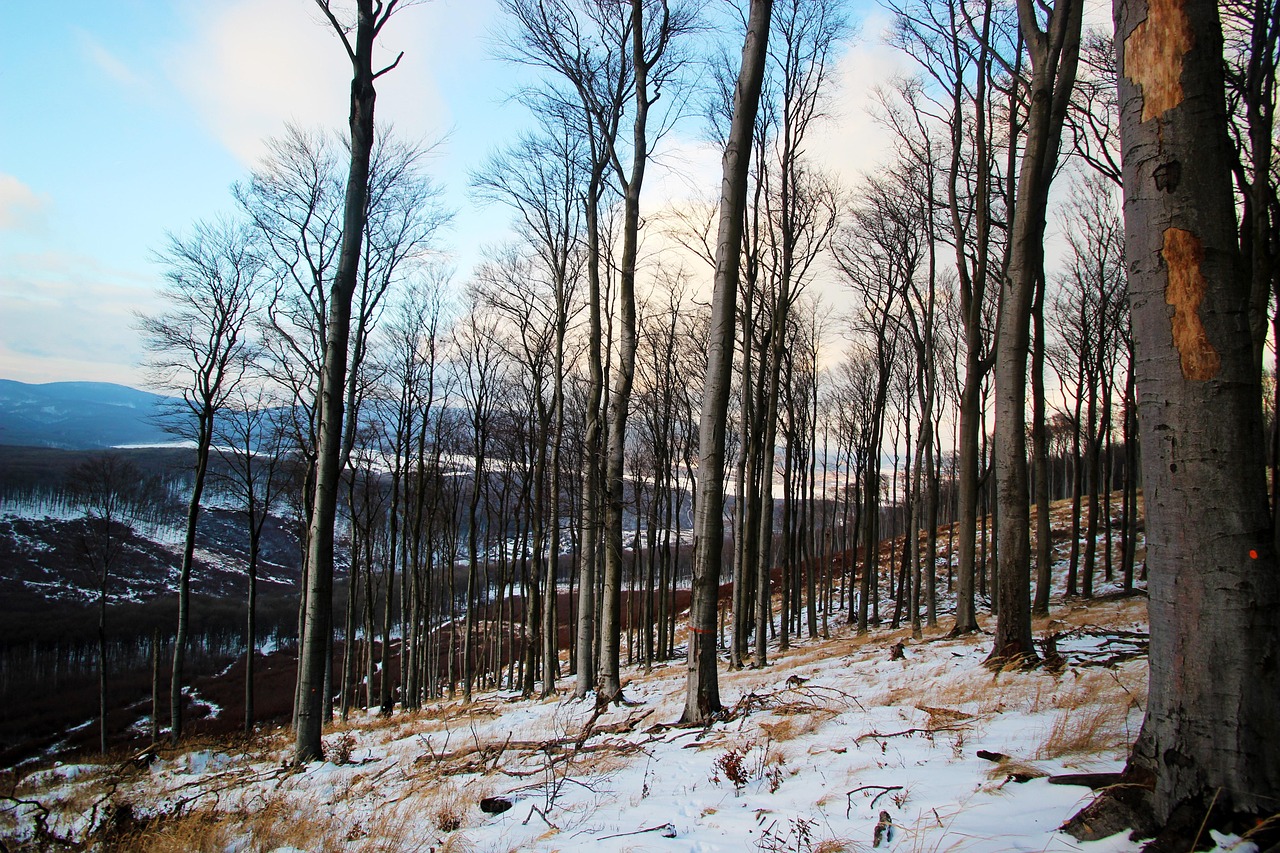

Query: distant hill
[0,379,178,449]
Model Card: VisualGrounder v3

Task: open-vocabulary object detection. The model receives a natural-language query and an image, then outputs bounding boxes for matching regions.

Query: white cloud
[0,252,161,386]
[166,0,451,165]
[0,175,51,233]
[806,10,910,189]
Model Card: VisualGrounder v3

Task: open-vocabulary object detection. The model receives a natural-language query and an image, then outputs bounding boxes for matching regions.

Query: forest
[2,0,1278,848]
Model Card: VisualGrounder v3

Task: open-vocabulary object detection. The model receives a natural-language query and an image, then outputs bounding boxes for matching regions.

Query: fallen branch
[1047,772,1126,789]
[523,802,558,829]
[598,822,677,841]
[846,785,904,817]
[854,723,969,745]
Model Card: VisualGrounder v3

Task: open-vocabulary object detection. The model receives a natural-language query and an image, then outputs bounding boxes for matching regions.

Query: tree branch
[314,0,358,65]
[374,50,405,79]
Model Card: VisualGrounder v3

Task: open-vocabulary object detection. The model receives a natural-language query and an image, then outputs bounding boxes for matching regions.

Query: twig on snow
[598,822,677,840]
[846,785,905,817]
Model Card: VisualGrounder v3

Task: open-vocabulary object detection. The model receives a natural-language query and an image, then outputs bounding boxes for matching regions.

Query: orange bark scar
[1163,227,1219,381]
[1124,0,1194,122]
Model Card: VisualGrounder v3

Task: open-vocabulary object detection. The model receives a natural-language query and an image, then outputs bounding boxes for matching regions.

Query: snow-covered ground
[7,593,1253,853]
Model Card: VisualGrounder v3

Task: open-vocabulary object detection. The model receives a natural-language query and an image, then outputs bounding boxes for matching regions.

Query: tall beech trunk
[99,551,109,755]
[574,165,607,700]
[1111,0,1280,820]
[683,0,772,724]
[296,0,400,762]
[1031,280,1053,617]
[245,525,259,733]
[151,627,161,744]
[989,0,1081,665]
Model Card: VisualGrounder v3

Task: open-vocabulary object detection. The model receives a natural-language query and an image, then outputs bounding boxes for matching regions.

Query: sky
[0,0,911,388]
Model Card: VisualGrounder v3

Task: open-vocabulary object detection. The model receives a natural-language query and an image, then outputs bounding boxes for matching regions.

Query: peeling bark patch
[1123,0,1194,122]
[1162,227,1220,381]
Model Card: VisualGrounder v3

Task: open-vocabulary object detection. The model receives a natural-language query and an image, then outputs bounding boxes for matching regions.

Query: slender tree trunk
[1031,282,1053,617]
[989,0,1081,665]
[246,527,259,733]
[296,0,389,762]
[172,420,213,744]
[574,156,608,699]
[683,0,773,723]
[99,557,109,755]
[151,626,161,744]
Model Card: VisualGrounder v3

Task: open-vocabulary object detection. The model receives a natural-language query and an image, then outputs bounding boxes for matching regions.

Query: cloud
[0,175,51,233]
[166,0,451,165]
[76,29,149,92]
[806,10,910,189]
[0,251,161,386]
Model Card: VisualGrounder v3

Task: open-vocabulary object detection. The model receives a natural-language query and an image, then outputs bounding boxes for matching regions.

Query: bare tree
[238,123,446,728]
[473,124,585,697]
[140,218,262,744]
[834,171,919,635]
[989,0,1082,665]
[213,387,291,733]
[495,0,632,703]
[451,305,507,703]
[296,0,417,762]
[884,0,1017,636]
[1078,0,1280,828]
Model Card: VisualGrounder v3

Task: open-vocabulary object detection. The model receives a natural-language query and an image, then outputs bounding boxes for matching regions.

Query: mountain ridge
[0,378,178,449]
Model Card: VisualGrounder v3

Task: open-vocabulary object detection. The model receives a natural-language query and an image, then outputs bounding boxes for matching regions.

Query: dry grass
[813,839,852,853]
[126,784,476,853]
[759,708,837,742]
[1036,702,1129,760]
[882,662,1009,714]
[115,807,227,853]
[982,757,1048,783]
[775,637,861,669]
[115,798,346,853]
[432,799,466,833]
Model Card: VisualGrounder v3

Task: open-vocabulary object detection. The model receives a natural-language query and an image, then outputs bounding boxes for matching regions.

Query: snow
[1,594,1193,852]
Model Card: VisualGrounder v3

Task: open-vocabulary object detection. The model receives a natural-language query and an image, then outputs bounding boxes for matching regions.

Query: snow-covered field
[7,592,1254,853]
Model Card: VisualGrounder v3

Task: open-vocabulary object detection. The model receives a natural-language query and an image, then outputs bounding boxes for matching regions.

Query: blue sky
[0,0,537,385]
[1,0,901,388]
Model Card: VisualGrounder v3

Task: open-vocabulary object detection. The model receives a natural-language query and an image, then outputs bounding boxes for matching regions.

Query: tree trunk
[171,418,213,744]
[574,170,606,700]
[296,0,388,762]
[989,0,1081,666]
[246,525,259,733]
[99,556,109,755]
[1031,280,1053,617]
[683,0,773,724]
[151,627,161,744]
[1115,0,1280,819]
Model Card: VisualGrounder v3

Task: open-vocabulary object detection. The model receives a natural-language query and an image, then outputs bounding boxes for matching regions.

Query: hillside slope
[0,592,1182,852]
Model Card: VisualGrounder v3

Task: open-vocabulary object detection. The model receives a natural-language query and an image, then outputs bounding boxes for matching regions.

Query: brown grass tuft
[114,799,346,853]
[1036,703,1127,759]
[813,839,852,853]
[759,708,837,742]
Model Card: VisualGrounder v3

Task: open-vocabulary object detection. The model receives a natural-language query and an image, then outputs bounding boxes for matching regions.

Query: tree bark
[1115,0,1280,819]
[683,0,772,724]
[989,0,1081,665]
[171,418,213,743]
[296,0,397,762]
